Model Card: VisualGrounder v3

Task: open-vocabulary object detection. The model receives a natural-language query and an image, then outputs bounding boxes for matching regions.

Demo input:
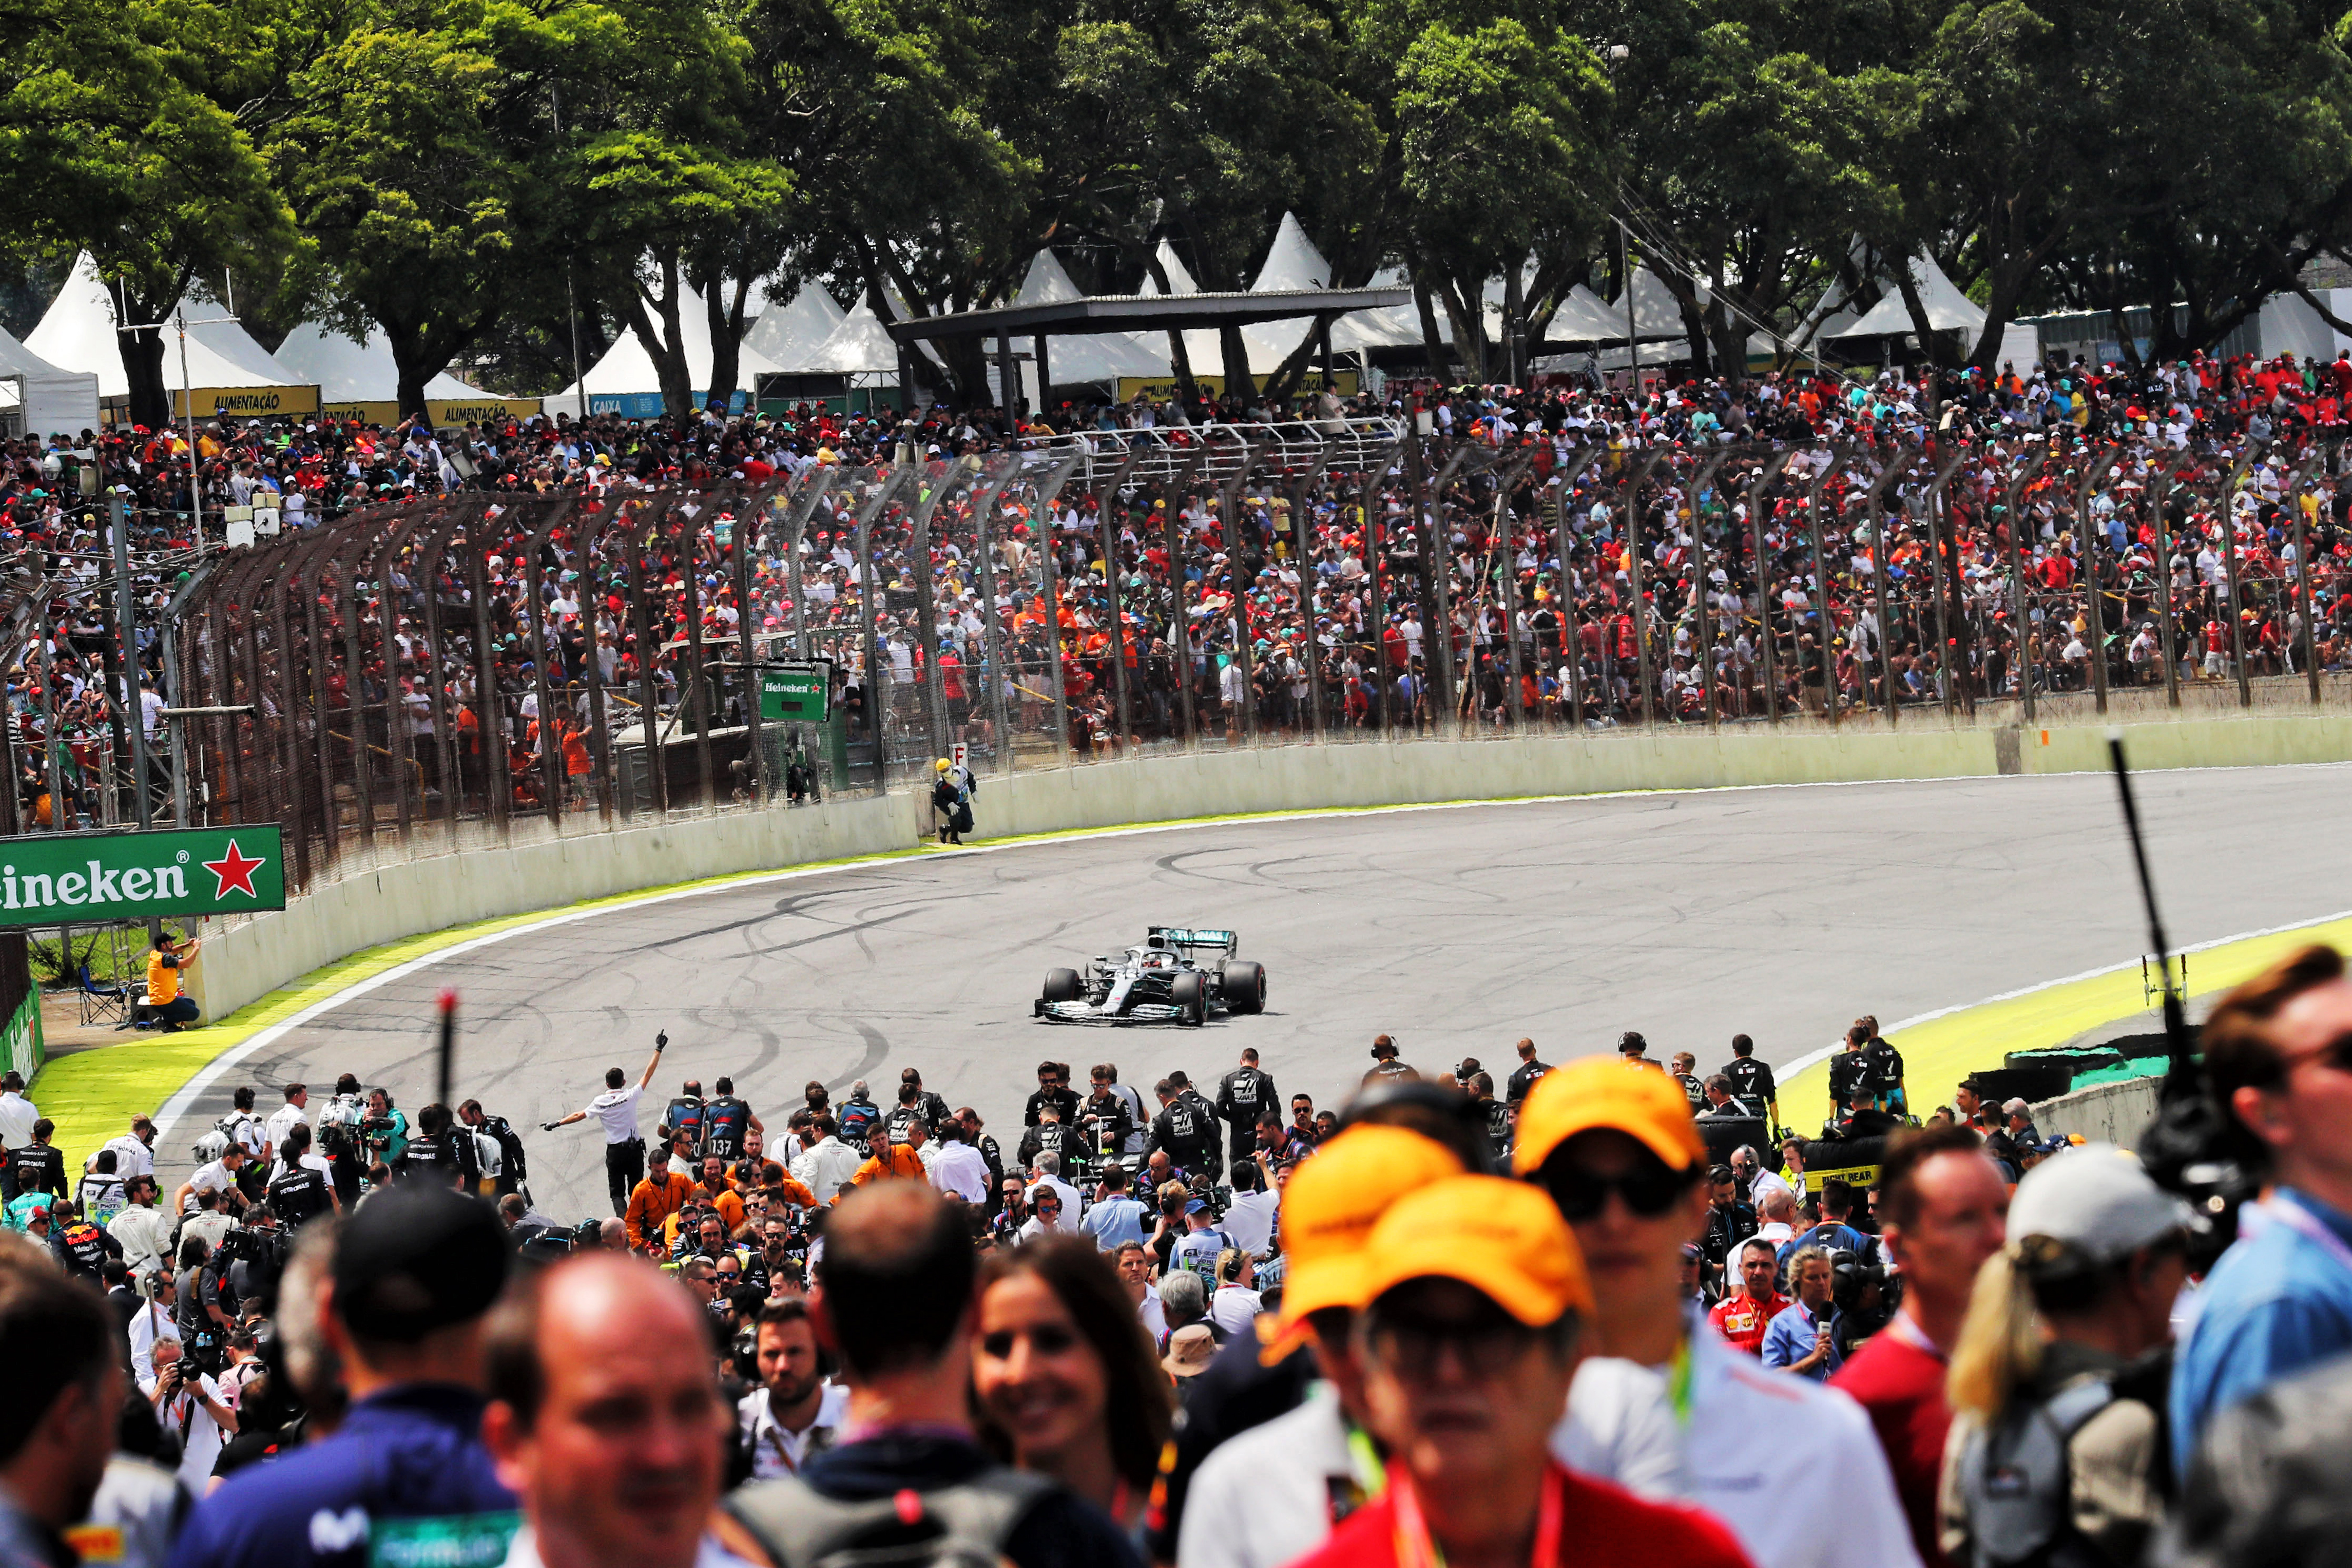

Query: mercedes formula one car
[1033,926,1268,1026]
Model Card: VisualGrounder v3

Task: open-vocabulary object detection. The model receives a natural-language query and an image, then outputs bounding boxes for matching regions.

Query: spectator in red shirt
[1708,1237,1790,1357]
[1290,1174,1750,1568]
[1831,1125,2009,1568]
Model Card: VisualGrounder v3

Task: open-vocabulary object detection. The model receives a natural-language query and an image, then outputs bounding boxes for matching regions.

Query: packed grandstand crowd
[5,346,2352,833]
[4,954,2352,1568]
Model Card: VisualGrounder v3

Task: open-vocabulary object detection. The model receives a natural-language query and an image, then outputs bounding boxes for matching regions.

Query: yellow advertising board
[171,385,323,419]
[429,397,543,426]
[1114,371,1358,403]
[317,402,402,427]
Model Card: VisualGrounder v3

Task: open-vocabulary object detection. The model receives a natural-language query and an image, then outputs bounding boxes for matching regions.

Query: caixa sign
[0,825,286,927]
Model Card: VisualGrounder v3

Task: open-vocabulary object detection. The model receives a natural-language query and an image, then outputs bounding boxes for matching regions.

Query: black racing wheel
[1042,968,1082,1004]
[1171,971,1206,1026]
[1219,960,1266,1015]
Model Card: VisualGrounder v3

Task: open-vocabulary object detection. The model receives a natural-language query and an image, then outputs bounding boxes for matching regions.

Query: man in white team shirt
[88,1114,159,1183]
[1514,1056,1920,1568]
[264,1084,311,1161]
[735,1297,847,1479]
[544,1032,668,1217]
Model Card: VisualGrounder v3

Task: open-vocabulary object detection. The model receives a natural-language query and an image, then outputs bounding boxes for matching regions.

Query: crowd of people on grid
[7,945,2352,1565]
[12,346,2352,842]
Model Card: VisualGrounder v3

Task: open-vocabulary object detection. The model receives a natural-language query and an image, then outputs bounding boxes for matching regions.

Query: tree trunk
[1414,278,1457,384]
[620,253,695,418]
[1219,325,1254,402]
[120,325,171,432]
[704,281,744,411]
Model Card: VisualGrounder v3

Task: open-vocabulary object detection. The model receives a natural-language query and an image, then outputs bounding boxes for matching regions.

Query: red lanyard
[1389,1462,1563,1568]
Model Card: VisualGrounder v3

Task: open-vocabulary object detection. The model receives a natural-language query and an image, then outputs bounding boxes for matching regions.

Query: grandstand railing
[113,428,2352,900]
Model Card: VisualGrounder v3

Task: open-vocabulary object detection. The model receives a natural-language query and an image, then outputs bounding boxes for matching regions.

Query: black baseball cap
[332,1185,509,1343]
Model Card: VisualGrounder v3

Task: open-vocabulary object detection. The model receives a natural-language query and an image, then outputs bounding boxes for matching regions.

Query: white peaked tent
[801,300,907,380]
[1827,253,1985,344]
[550,283,785,403]
[273,322,475,401]
[28,252,302,400]
[1141,241,1228,378]
[1011,251,1169,396]
[0,323,100,437]
[1329,264,1427,355]
[1240,212,1332,373]
[742,283,847,374]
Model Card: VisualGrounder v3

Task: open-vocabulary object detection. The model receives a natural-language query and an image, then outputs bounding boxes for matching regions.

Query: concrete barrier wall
[186,709,2352,1023]
[2032,1076,2164,1148]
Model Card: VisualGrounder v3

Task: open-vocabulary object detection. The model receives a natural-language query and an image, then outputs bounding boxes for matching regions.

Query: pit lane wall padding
[185,711,2352,1023]
[2031,1076,2165,1147]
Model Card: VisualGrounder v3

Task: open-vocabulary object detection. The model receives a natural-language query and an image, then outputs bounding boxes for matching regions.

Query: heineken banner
[0,825,286,928]
[758,666,831,723]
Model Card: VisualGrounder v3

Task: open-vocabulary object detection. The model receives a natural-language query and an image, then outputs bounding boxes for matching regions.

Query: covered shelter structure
[885,282,1414,411]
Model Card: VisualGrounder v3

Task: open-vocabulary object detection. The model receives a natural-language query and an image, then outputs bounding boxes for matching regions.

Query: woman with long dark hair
[970,1233,1172,1531]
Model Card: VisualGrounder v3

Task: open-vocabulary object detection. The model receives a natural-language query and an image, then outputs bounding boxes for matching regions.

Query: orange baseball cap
[1359,1175,1594,1324]
[1511,1054,1708,1177]
[1273,1126,1467,1337]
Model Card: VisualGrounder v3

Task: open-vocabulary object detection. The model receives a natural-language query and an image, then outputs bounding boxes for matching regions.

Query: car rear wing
[1150,926,1237,960]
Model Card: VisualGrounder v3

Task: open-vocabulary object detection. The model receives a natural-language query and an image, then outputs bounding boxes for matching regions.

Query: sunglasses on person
[1358,1302,1545,1382]
[1542,1160,1697,1220]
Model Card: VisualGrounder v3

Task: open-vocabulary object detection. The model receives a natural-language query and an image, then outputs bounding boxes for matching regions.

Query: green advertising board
[758,665,831,723]
[0,825,287,928]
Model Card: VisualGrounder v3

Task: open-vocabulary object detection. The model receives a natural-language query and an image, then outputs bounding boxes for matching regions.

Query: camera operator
[314,1074,371,1207]
[144,1335,239,1494]
[544,1031,668,1217]
[358,1087,410,1168]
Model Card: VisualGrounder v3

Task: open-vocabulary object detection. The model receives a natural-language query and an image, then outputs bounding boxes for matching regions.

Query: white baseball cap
[2006,1143,2193,1266]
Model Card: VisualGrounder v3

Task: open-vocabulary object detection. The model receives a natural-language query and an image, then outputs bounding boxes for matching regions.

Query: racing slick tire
[1219,960,1266,1015]
[1170,972,1207,1027]
[1042,968,1082,1004]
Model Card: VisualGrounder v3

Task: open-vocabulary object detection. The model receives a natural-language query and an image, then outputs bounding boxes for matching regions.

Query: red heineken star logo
[202,840,266,900]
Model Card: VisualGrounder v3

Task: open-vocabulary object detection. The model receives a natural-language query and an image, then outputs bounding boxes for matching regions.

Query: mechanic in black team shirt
[1505,1036,1551,1108]
[1213,1049,1277,1176]
[1078,1075,1135,1176]
[1022,1061,1081,1128]
[1720,1033,1779,1124]
[726,1183,1141,1568]
[1147,1077,1220,1181]
[902,1067,953,1133]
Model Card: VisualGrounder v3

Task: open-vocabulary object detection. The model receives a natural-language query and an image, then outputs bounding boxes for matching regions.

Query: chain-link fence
[116,426,2352,901]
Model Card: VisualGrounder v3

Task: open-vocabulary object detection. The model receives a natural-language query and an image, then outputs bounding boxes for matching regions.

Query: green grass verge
[1779,913,2352,1126]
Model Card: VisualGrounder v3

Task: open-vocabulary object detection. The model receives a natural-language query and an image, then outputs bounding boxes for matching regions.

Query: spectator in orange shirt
[850,1128,927,1188]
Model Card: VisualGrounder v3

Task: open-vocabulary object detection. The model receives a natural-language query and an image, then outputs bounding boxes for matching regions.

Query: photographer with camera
[315,1074,371,1207]
[359,1086,410,1168]
[144,1334,239,1494]
[544,1032,669,1217]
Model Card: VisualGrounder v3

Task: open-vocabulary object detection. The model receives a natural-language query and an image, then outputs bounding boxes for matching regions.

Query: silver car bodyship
[1033,926,1268,1026]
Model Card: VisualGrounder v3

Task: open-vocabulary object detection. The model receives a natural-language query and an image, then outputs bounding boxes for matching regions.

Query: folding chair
[75,962,131,1028]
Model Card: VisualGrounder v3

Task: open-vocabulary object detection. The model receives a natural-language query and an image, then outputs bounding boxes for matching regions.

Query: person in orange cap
[1167,1126,1463,1568]
[1513,1055,1920,1568]
[1287,1176,1750,1568]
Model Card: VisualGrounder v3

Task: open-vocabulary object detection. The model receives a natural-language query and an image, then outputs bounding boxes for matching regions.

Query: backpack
[726,1466,1054,1568]
[1949,1376,2118,1568]
[192,1129,231,1163]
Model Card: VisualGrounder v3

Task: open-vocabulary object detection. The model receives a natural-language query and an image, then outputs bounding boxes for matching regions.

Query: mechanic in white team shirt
[1516,1057,1921,1568]
[263,1084,311,1161]
[543,1031,668,1217]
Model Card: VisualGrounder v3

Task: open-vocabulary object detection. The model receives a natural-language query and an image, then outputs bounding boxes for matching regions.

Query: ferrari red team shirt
[1707,1291,1792,1358]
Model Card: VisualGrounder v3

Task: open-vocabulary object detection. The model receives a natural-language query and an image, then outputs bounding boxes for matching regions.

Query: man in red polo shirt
[1707,1237,1790,1357]
[1829,1125,2007,1568]
[1290,1174,1750,1568]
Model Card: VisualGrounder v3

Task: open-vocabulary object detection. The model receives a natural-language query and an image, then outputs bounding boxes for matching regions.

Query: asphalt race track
[191,763,2352,1217]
